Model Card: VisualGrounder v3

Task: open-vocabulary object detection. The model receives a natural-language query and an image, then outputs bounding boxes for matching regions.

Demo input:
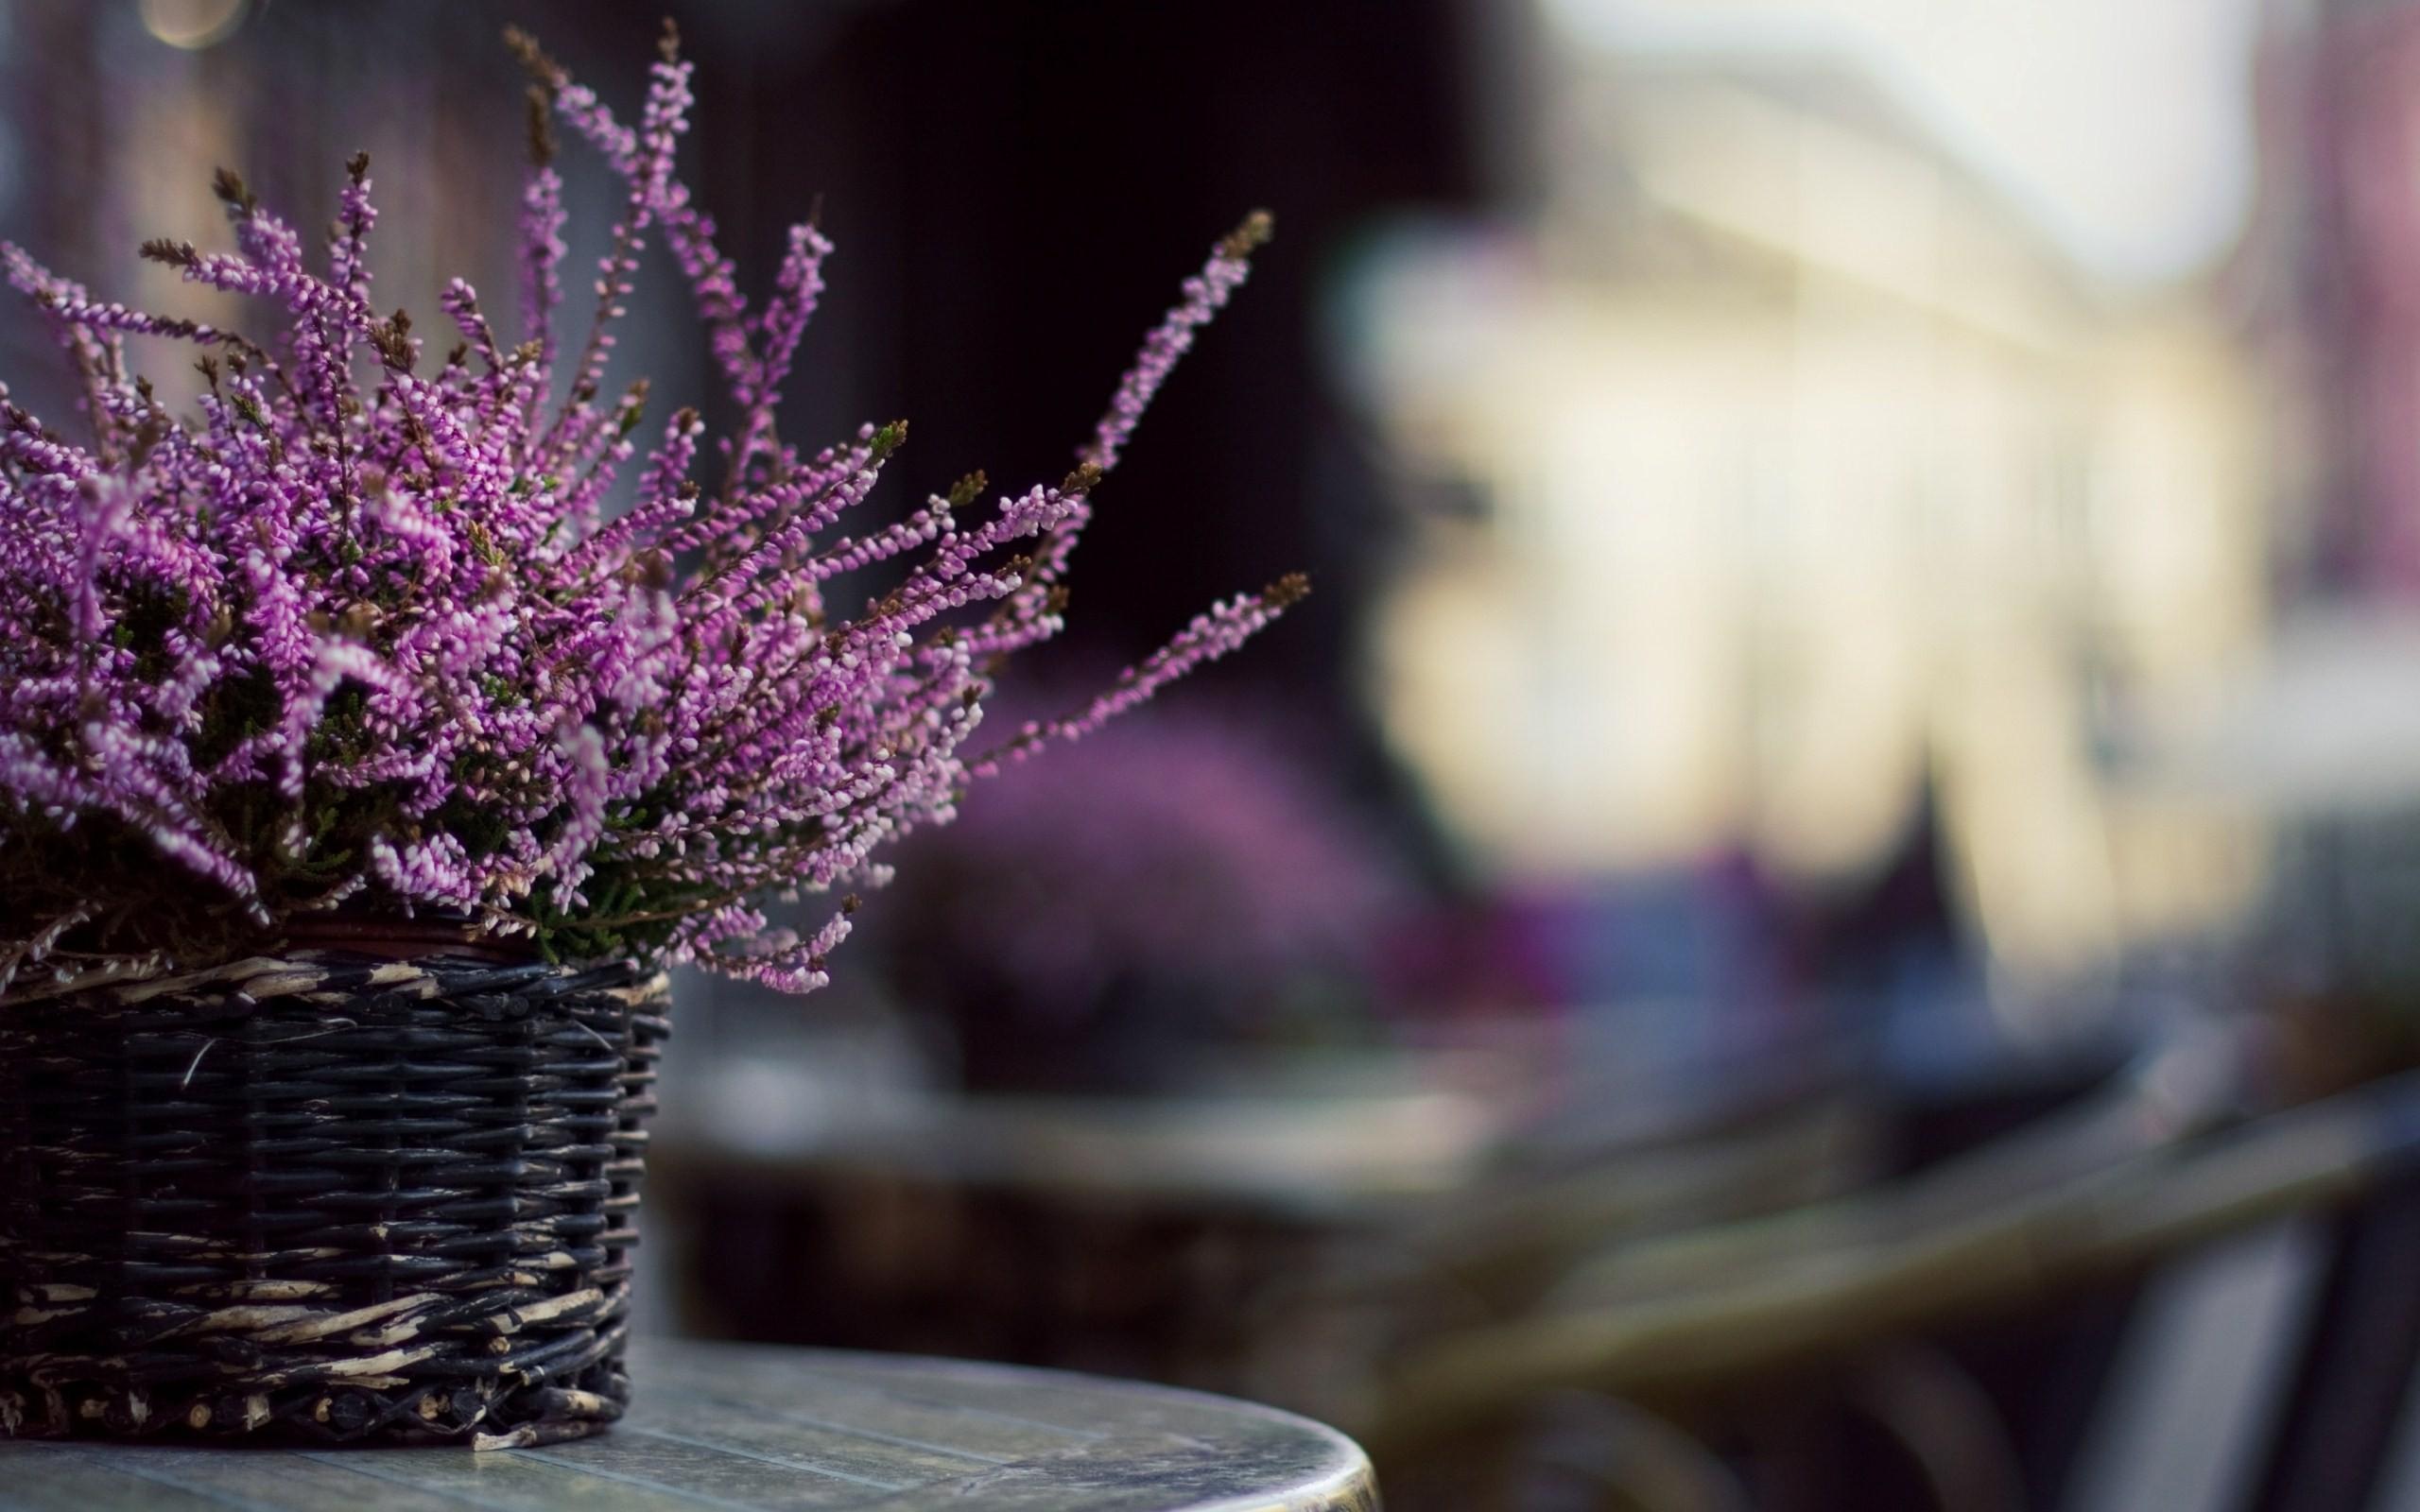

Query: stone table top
[0,1338,1379,1511]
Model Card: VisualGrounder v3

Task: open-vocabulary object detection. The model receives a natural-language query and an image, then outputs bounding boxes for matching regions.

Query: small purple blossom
[0,24,1297,998]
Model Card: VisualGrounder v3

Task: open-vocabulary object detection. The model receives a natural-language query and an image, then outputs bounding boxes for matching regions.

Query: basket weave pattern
[0,950,667,1447]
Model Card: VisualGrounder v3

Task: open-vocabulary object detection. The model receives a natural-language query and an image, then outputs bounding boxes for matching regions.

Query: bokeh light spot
[138,0,248,51]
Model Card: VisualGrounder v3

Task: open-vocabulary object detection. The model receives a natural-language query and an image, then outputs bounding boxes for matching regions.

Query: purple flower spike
[0,25,1295,997]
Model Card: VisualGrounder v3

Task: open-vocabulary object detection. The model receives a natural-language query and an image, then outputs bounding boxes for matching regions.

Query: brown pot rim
[276,911,532,963]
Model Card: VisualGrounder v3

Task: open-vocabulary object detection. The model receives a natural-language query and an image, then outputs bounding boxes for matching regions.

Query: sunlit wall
[1337,0,2273,974]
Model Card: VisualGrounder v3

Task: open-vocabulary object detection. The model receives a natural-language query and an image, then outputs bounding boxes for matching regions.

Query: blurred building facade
[2255,0,2420,600]
[1341,13,2273,979]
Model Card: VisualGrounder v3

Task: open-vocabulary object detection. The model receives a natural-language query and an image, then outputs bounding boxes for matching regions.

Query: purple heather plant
[874,698,1399,1013]
[0,22,1300,1000]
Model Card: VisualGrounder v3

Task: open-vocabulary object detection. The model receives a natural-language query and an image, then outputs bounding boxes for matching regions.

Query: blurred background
[21,0,2420,1505]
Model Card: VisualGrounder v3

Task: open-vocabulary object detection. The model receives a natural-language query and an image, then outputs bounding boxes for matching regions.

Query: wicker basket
[0,928,668,1448]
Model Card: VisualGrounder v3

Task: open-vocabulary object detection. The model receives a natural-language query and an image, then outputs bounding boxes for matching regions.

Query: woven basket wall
[0,945,668,1448]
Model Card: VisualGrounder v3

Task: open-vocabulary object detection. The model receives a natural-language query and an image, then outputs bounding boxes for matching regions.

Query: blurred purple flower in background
[863,697,1404,1089]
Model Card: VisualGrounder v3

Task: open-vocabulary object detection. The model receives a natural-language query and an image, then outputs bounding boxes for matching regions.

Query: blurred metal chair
[1342,1039,2420,1510]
